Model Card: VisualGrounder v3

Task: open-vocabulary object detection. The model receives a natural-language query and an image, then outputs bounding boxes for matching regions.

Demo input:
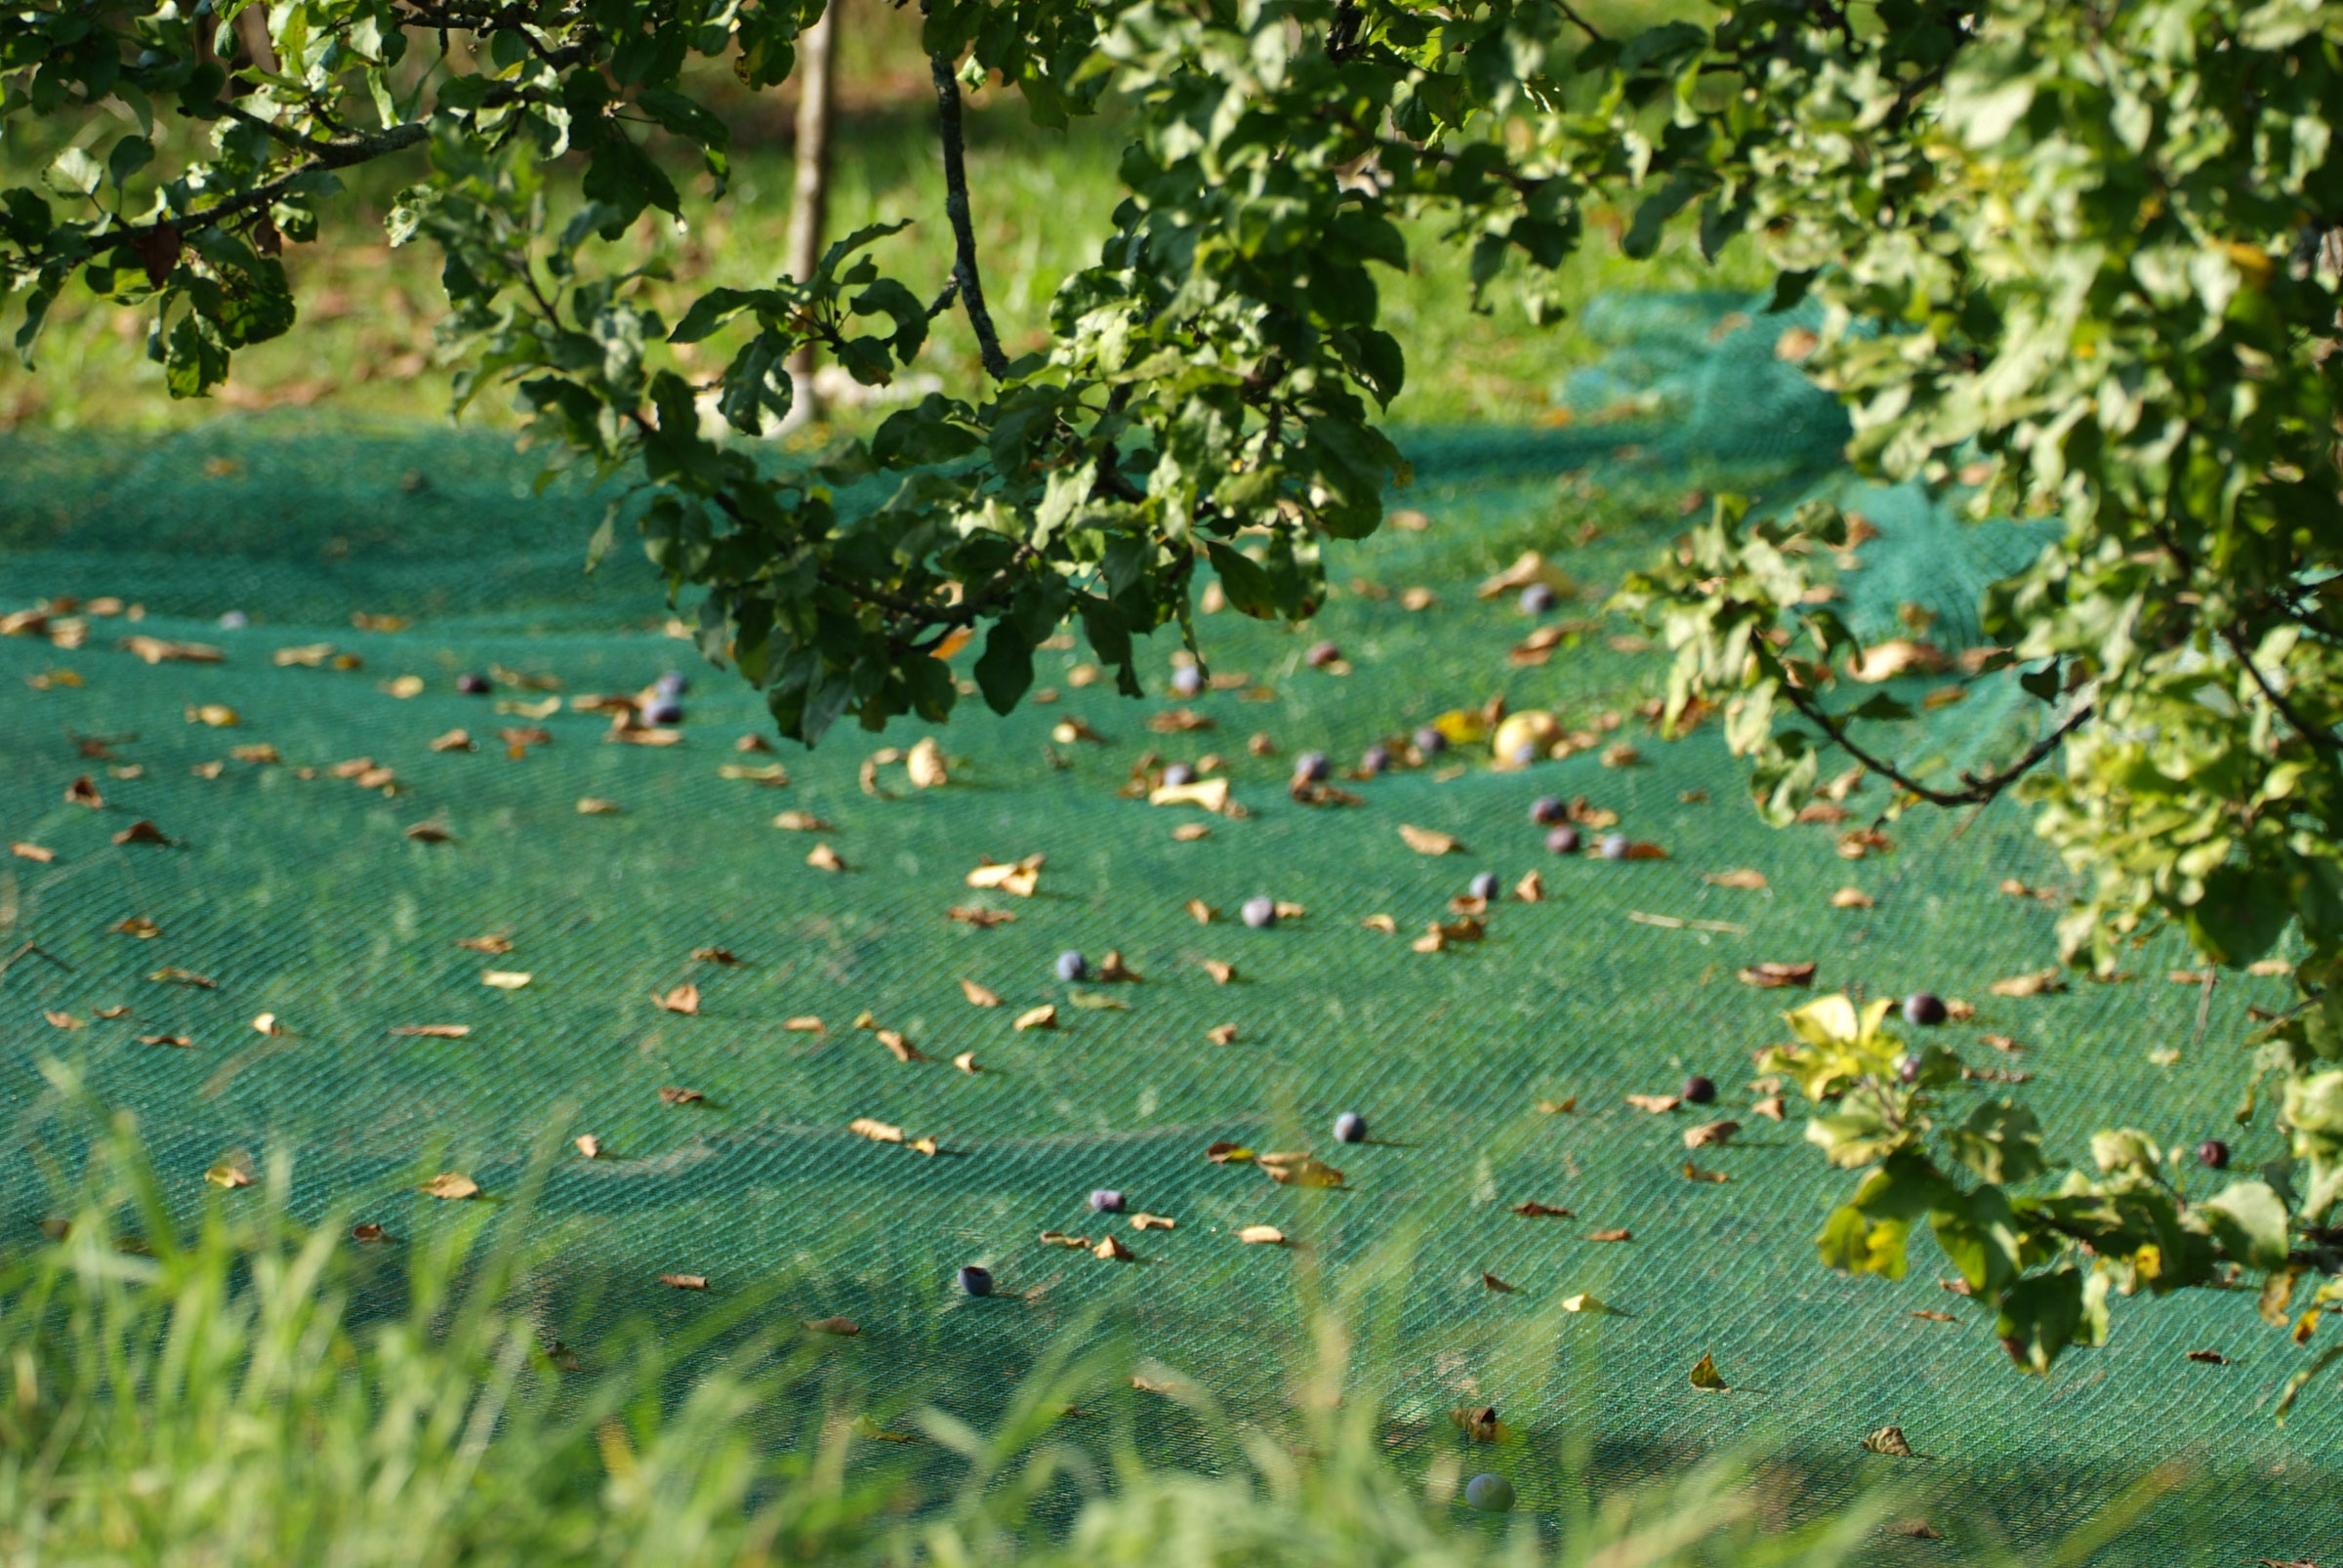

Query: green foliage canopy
[8,0,2343,1395]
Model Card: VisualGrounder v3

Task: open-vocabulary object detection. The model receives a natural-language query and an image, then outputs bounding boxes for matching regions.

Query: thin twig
[927,53,1010,379]
[0,941,75,984]
[1780,681,2092,807]
[1553,0,1606,41]
[2227,628,2338,755]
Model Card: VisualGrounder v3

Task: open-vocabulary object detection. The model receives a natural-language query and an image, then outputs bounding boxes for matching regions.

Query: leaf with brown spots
[1206,1142,1255,1164]
[961,978,1003,1008]
[1688,1352,1728,1391]
[142,1033,195,1048]
[658,1087,706,1106]
[652,982,701,1014]
[351,1222,388,1243]
[206,1160,254,1190]
[1536,1096,1577,1114]
[2186,1348,2229,1365]
[420,1172,479,1200]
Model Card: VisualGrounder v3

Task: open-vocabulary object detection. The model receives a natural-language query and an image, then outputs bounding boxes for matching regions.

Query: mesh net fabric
[0,297,2331,1561]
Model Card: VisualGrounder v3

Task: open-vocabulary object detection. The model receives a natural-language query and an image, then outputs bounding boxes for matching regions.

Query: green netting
[1,297,2334,1563]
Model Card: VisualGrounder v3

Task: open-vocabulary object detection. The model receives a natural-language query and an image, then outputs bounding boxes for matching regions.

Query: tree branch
[1553,0,1606,42]
[1780,681,2093,807]
[2227,628,2340,755]
[927,53,1010,379]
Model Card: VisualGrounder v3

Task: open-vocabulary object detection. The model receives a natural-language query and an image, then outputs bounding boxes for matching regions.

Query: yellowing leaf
[960,978,1003,1008]
[966,854,1044,895]
[481,970,532,990]
[185,703,239,727]
[1990,968,2067,998]
[205,1161,254,1190]
[848,1118,904,1144]
[576,797,621,815]
[421,1173,480,1201]
[1625,1093,1682,1113]
[1683,1161,1730,1183]
[1861,1425,1914,1457]
[1399,823,1460,855]
[1013,1004,1058,1031]
[1688,1352,1728,1391]
[1259,1151,1345,1188]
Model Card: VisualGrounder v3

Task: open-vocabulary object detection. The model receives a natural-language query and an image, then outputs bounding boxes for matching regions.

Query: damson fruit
[1360,744,1392,776]
[1089,1188,1126,1214]
[1334,1111,1367,1143]
[643,696,684,726]
[1055,951,1089,982]
[2199,1139,2231,1170]
[1681,1075,1717,1104]
[1467,872,1500,901]
[1902,992,1948,1027]
[1531,796,1565,826]
[455,672,490,695]
[1305,640,1341,668]
[1241,896,1278,929]
[1294,751,1332,783]
[1599,833,1629,861]
[1464,1473,1514,1512]
[654,670,688,695]
[1415,726,1448,756]
[1518,583,1556,615]
[1546,825,1582,854]
[1896,1053,1921,1084]
[1161,762,1196,787]
[1170,664,1204,697]
[957,1265,993,1297]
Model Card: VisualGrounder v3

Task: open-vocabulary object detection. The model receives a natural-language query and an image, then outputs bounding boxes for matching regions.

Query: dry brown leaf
[1625,1093,1682,1114]
[1688,1351,1728,1390]
[575,797,620,816]
[12,841,57,862]
[1236,1224,1287,1246]
[1097,950,1140,982]
[43,1011,79,1030]
[1513,870,1544,903]
[1751,1095,1788,1121]
[251,1012,285,1036]
[1171,822,1211,842]
[652,982,700,1014]
[1398,823,1460,855]
[692,947,742,967]
[1846,640,1947,683]
[121,635,223,665]
[2169,968,2215,985]
[113,819,171,846]
[481,970,532,991]
[1206,1023,1239,1046]
[1481,1271,1516,1293]
[456,934,514,955]
[659,1273,710,1291]
[1738,961,1817,989]
[141,1033,193,1048]
[1148,707,1216,734]
[876,1028,922,1062]
[1039,1230,1090,1250]
[404,822,454,844]
[1477,550,1574,599]
[966,854,1045,896]
[659,1087,706,1106]
[1587,1228,1632,1243]
[575,1135,602,1159]
[1990,968,2067,998]
[421,1172,480,1200]
[771,810,833,833]
[784,1015,826,1034]
[1093,1234,1134,1261]
[2185,1348,2230,1365]
[1260,1151,1345,1188]
[1013,1004,1058,1032]
[1684,1120,1740,1148]
[906,737,950,788]
[607,724,682,747]
[1149,777,1231,812]
[952,1051,979,1073]
[946,906,1013,928]
[1512,1201,1575,1217]
[1131,1214,1176,1231]
[1861,1425,1914,1458]
[351,1223,388,1243]
[1706,868,1767,890]
[148,968,215,989]
[806,843,846,872]
[390,1023,470,1038]
[1911,1309,1958,1323]
[803,1317,860,1336]
[111,916,161,938]
[1362,913,1398,934]
[960,978,1003,1008]
[1536,1096,1577,1114]
[1683,1161,1731,1183]
[1983,1033,2022,1053]
[1201,960,1235,985]
[849,1118,904,1144]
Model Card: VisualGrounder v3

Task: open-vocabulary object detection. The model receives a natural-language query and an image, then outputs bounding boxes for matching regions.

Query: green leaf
[1994,1268,2087,1375]
[2185,865,2290,969]
[1204,541,1277,619]
[1948,1099,2045,1185]
[2199,1180,2290,1270]
[973,621,1034,716]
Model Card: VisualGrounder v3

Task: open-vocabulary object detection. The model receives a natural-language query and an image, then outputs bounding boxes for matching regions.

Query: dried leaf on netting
[966,854,1045,895]
[607,723,682,747]
[1751,1094,1788,1121]
[849,1118,904,1144]
[784,1015,826,1033]
[111,916,161,938]
[113,819,171,846]
[94,1006,127,1019]
[771,811,834,835]
[425,727,475,754]
[1131,1213,1176,1230]
[1845,640,1946,682]
[1039,1230,1090,1249]
[1275,900,1306,920]
[1513,870,1544,902]
[1236,1224,1287,1246]
[420,1172,480,1200]
[720,763,790,787]
[390,1023,470,1038]
[1149,777,1232,812]
[1561,1293,1618,1314]
[2185,1348,2230,1365]
[2170,968,2216,985]
[2248,958,2292,977]
[1066,990,1130,1011]
[1982,1033,2022,1053]
[481,970,532,991]
[1990,968,2067,998]
[251,1012,285,1036]
[1738,961,1817,989]
[906,737,950,788]
[1206,1023,1239,1045]
[947,905,1015,928]
[382,676,425,700]
[692,947,742,966]
[1688,1352,1728,1391]
[1911,1309,1957,1323]
[43,1011,79,1030]
[1684,1121,1740,1148]
[1837,828,1891,859]
[404,822,454,844]
[1201,960,1235,985]
[802,1317,860,1336]
[649,982,700,1014]
[658,1087,706,1106]
[190,760,224,779]
[230,742,280,764]
[1362,913,1398,934]
[659,1272,710,1291]
[1093,1234,1134,1260]
[1624,1093,1681,1114]
[148,968,215,989]
[1478,550,1573,599]
[1513,1201,1575,1217]
[575,1135,603,1159]
[456,934,514,955]
[1536,1096,1578,1114]
[1398,823,1461,855]
[952,1051,979,1073]
[1860,1425,1914,1457]
[1259,1152,1344,1188]
[1829,887,1874,910]
[1096,950,1140,982]
[1891,1522,1947,1543]
[576,797,621,815]
[1705,868,1767,890]
[876,1028,923,1061]
[1946,998,1978,1019]
[1481,1271,1516,1293]
[351,1222,388,1243]
[1172,822,1212,842]
[1683,1161,1730,1183]
[1206,1141,1255,1164]
[12,842,57,862]
[65,775,104,808]
[329,757,377,779]
[1013,1004,1057,1032]
[206,1160,254,1189]
[961,978,1004,1008]
[121,636,223,665]
[805,843,846,872]
[1587,1228,1632,1243]
[141,1032,193,1048]
[497,725,553,749]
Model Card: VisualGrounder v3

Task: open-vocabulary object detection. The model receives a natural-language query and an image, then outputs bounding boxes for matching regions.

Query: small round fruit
[2199,1138,2231,1170]
[1241,896,1278,929]
[1546,824,1582,855]
[1333,1111,1367,1144]
[1598,833,1630,861]
[957,1264,993,1297]
[1055,950,1089,982]
[643,696,684,726]
[455,672,490,695]
[1305,640,1340,668]
[1902,992,1949,1027]
[1531,796,1565,826]
[217,609,250,630]
[1518,583,1556,615]
[1161,762,1196,787]
[1467,872,1500,901]
[1414,725,1448,756]
[1464,1473,1514,1512]
[1089,1188,1126,1214]
[1294,751,1332,784]
[1896,1052,1922,1084]
[1360,744,1392,776]
[654,670,688,695]
[1681,1074,1717,1104]
[1170,664,1204,697]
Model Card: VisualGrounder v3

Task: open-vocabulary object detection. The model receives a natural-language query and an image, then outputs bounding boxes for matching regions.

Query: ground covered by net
[1,297,2334,1563]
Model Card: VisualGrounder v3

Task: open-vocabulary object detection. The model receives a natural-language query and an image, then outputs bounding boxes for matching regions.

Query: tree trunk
[782,0,840,429]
